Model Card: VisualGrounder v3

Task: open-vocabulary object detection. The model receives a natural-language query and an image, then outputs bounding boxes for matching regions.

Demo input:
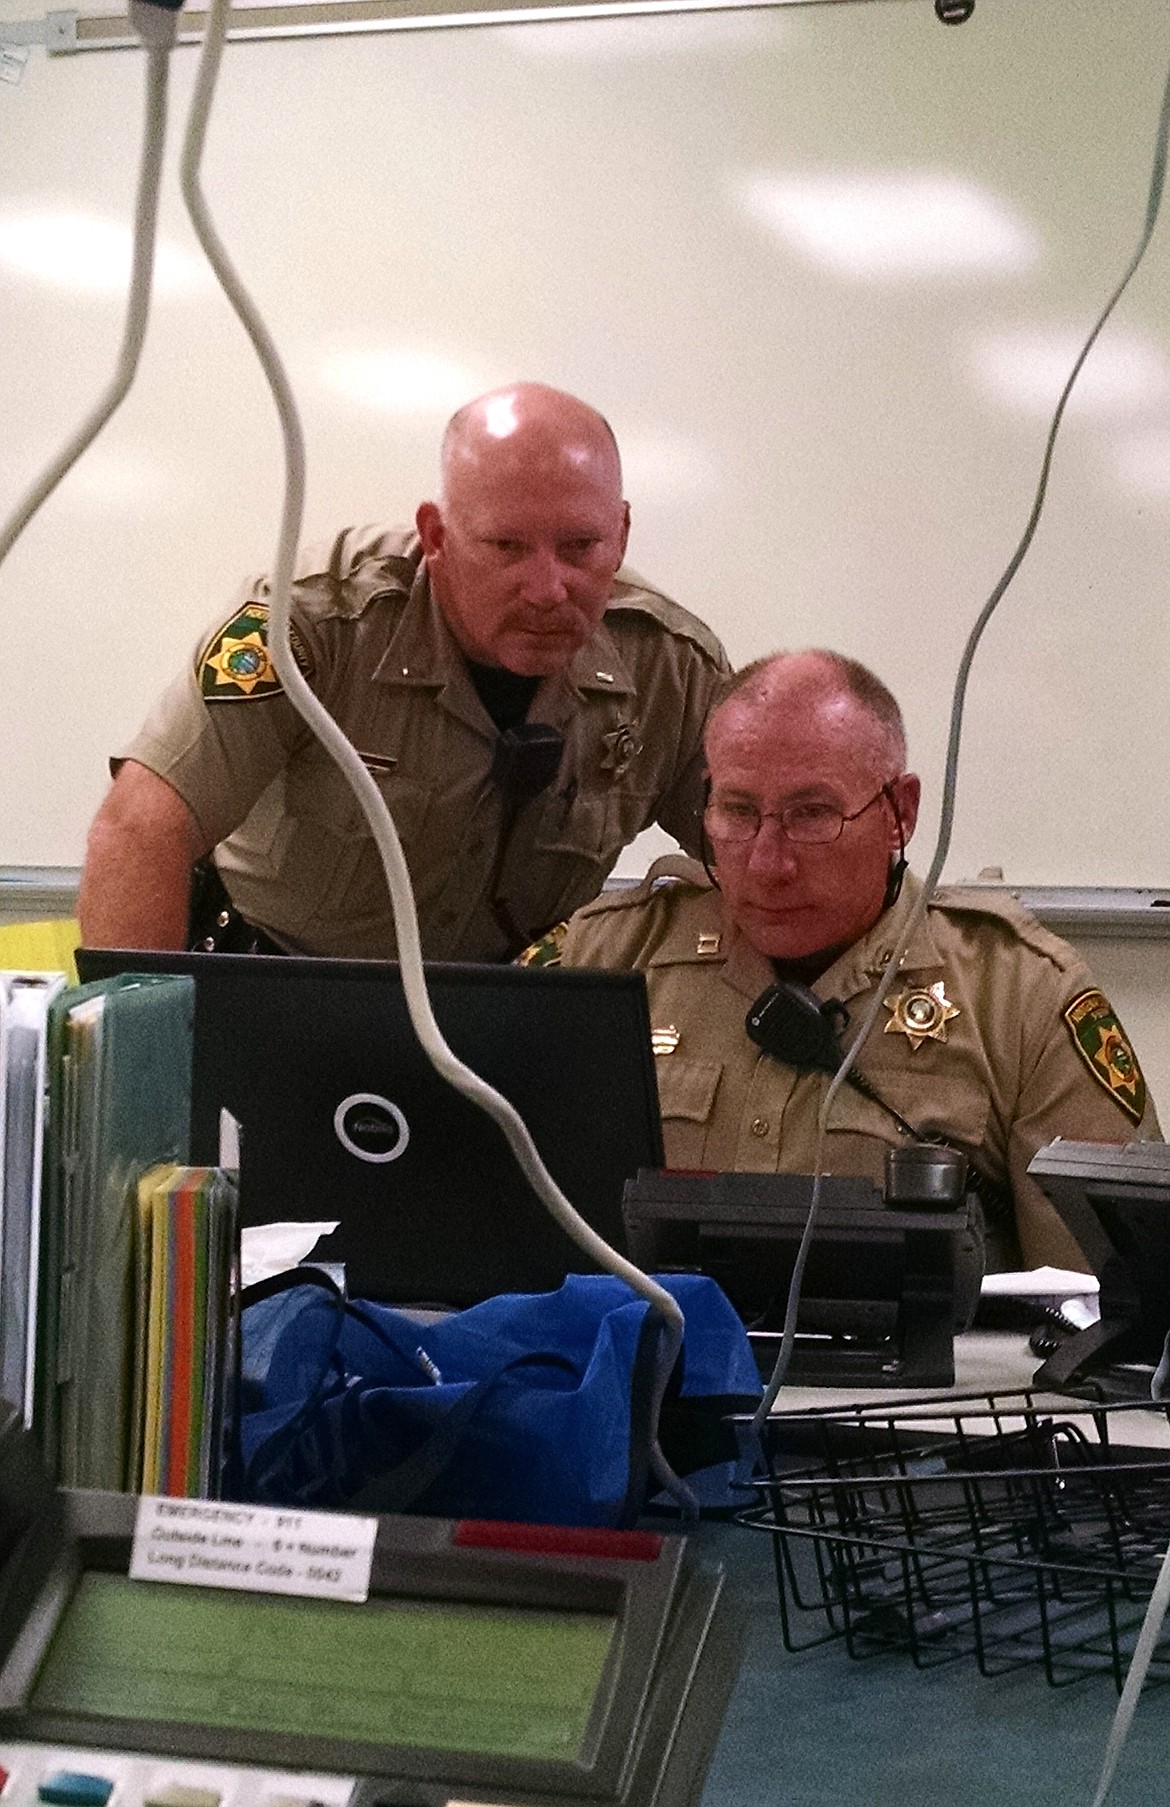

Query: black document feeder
[623,1169,964,1388]
[0,1420,738,1807]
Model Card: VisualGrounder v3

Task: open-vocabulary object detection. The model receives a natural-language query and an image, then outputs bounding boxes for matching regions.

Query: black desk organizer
[621,1169,965,1388]
[739,1387,1170,1690]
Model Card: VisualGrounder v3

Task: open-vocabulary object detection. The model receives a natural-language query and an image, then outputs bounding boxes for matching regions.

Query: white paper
[239,1220,339,1289]
[980,1265,1100,1298]
[130,1496,376,1603]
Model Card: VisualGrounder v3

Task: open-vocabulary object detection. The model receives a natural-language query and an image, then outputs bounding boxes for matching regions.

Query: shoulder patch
[197,604,310,703]
[516,922,567,968]
[1063,988,1147,1124]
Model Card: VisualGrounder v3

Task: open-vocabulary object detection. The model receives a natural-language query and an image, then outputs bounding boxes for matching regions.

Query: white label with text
[130,1496,377,1601]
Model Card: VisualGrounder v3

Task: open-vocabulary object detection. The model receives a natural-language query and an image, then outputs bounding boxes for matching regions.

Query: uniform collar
[644,870,945,1004]
[371,569,637,737]
[811,873,944,1003]
[640,874,777,1000]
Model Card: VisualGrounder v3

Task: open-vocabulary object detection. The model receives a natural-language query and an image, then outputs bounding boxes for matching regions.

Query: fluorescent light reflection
[0,211,201,295]
[321,349,484,415]
[735,172,1038,278]
[972,330,1170,416]
[484,393,519,438]
[1113,429,1170,496]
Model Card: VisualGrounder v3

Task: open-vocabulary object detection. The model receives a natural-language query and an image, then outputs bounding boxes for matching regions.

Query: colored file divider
[134,1165,237,1500]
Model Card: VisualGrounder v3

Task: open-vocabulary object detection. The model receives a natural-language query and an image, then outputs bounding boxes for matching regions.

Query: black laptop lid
[76,949,664,1306]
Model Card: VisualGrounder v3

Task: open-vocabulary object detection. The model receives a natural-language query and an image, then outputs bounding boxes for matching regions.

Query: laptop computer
[76,949,664,1306]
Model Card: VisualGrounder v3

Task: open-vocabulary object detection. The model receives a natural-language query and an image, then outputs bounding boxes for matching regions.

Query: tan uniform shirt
[559,861,1161,1269]
[119,526,729,960]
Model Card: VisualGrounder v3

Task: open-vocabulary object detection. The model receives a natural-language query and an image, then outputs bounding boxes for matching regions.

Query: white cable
[0,3,176,570]
[753,40,1170,1439]
[1090,1532,1170,1807]
[178,0,695,1514]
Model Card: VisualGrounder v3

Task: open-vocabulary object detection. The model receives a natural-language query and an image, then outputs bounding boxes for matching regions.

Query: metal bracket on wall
[0,7,74,76]
[0,9,76,49]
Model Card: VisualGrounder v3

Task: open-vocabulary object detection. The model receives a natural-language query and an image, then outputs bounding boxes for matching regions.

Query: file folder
[35,974,194,1489]
[0,973,65,1427]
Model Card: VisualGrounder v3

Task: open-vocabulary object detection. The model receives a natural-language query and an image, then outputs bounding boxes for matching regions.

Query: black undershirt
[770,943,853,987]
[467,661,541,733]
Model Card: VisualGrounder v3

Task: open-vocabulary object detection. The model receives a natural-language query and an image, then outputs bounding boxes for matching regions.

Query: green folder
[35,974,194,1488]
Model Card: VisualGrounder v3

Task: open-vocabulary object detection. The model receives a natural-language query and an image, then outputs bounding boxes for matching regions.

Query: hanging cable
[752,39,1170,1438]
[0,1,176,571]
[178,0,695,1515]
[1089,1529,1170,1805]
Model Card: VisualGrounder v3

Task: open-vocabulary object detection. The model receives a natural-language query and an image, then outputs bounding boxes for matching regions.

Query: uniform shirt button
[216,910,231,928]
[750,1117,770,1138]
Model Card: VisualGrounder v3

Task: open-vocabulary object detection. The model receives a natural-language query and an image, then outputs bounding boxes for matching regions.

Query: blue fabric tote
[237,1271,761,1527]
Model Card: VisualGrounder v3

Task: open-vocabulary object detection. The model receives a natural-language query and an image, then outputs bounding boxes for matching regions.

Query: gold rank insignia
[884,980,961,1050]
[1063,989,1147,1124]
[651,1025,681,1056]
[198,604,311,702]
[696,932,721,957]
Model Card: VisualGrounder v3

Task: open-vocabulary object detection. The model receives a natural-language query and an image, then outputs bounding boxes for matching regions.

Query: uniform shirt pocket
[254,773,435,937]
[655,1057,723,1171]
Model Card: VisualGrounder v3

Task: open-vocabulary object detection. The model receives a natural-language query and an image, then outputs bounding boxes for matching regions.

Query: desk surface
[700,1330,1170,1807]
[771,1329,1170,1449]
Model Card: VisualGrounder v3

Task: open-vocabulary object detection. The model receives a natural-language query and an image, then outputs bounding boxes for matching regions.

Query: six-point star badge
[884,981,960,1050]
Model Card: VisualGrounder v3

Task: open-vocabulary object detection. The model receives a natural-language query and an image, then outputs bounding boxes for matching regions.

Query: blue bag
[238,1272,761,1527]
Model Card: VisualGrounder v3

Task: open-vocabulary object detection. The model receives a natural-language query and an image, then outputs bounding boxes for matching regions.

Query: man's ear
[618,500,631,564]
[416,500,444,560]
[892,772,922,845]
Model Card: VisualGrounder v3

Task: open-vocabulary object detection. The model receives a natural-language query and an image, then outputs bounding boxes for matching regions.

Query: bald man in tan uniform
[78,385,728,961]
[545,652,1159,1270]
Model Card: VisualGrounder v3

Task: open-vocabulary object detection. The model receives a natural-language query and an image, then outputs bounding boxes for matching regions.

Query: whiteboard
[1,0,1168,885]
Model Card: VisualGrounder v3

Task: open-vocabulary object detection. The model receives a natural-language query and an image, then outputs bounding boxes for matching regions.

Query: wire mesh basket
[738,1388,1170,1689]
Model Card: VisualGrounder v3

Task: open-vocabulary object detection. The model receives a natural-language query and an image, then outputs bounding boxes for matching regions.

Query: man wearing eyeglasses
[537,649,1159,1270]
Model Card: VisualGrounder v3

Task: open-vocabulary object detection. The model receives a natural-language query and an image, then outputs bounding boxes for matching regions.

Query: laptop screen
[76,950,663,1305]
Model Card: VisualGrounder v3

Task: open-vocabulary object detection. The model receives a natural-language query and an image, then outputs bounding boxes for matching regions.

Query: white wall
[1,0,1169,1089]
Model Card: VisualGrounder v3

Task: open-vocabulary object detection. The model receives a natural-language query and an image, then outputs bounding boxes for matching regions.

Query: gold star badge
[884,981,960,1050]
[199,603,285,702]
[205,630,274,694]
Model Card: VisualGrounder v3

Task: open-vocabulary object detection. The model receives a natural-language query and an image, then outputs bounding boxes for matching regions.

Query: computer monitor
[1027,1138,1170,1396]
[76,950,664,1306]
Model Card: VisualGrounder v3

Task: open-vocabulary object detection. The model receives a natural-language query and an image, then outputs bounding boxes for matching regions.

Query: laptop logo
[334,1092,411,1164]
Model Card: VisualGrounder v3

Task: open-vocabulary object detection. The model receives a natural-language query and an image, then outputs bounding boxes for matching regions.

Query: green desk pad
[32,1574,616,1762]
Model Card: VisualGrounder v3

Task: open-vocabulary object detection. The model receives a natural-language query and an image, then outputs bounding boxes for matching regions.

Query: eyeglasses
[703,783,896,847]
